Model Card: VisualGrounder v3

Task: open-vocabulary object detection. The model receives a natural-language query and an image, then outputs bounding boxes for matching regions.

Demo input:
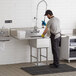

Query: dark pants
[50,33,61,66]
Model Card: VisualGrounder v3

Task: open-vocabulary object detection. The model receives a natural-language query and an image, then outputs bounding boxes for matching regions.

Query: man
[41,10,61,68]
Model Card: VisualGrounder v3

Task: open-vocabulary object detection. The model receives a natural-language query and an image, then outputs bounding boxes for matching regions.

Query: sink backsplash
[10,27,45,38]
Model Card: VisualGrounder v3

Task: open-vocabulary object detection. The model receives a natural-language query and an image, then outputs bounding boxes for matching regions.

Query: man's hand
[41,26,48,38]
[41,34,45,38]
[42,21,46,26]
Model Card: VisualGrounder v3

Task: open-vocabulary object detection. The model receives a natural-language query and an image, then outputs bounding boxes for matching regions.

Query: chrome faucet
[33,0,47,33]
[0,26,4,34]
[34,0,47,26]
[36,0,47,26]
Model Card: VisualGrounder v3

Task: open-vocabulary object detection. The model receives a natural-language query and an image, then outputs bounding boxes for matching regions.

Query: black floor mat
[21,64,76,75]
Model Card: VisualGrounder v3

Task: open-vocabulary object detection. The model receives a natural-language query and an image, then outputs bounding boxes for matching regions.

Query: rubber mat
[21,64,76,75]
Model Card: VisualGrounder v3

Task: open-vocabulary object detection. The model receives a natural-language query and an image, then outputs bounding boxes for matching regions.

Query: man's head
[44,10,53,19]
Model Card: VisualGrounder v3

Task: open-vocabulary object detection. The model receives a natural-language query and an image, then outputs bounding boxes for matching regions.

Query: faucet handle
[34,26,38,29]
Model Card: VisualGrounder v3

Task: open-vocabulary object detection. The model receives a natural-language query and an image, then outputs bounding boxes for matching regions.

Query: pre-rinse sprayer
[33,0,47,33]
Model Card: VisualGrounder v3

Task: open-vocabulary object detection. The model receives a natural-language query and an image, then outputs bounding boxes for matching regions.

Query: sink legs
[30,47,48,66]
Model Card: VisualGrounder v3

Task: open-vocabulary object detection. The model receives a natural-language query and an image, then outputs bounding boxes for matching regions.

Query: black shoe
[49,64,55,68]
[49,63,54,66]
[49,63,59,68]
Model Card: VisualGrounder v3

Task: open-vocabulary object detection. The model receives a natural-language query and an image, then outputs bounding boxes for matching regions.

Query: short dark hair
[45,10,53,16]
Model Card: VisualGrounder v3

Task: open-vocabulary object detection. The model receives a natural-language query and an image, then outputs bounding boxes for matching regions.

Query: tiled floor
[0,60,76,76]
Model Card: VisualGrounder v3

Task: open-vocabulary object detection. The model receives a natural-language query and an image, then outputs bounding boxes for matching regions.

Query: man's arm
[41,26,48,37]
[43,26,48,35]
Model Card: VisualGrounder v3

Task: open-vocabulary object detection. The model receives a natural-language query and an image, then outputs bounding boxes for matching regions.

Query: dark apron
[50,33,61,47]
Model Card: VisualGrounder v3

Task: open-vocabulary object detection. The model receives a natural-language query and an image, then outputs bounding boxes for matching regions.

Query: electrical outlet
[5,20,12,23]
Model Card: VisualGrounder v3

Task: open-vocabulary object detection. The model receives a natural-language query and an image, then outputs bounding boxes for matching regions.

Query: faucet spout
[0,26,4,34]
[32,26,39,33]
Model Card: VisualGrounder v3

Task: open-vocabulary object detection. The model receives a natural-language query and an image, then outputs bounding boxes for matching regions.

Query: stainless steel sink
[0,32,10,41]
[0,36,10,41]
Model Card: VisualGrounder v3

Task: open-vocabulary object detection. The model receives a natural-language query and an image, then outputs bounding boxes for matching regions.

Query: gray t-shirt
[47,16,61,39]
